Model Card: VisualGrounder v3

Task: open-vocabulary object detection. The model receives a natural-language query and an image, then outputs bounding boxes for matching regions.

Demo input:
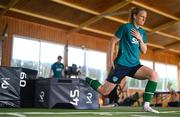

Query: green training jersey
[115,23,147,67]
[51,62,64,79]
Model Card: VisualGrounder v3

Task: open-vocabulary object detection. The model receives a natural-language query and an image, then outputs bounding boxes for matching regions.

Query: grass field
[0,107,180,117]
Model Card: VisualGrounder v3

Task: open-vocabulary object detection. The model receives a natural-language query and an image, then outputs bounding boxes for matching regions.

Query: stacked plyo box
[0,67,37,107]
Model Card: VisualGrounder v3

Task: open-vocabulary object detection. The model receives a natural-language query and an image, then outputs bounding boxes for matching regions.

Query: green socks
[85,77,101,91]
[143,80,157,102]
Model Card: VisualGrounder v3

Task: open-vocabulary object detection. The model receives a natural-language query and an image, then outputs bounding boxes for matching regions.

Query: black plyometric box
[35,78,99,109]
[0,67,37,108]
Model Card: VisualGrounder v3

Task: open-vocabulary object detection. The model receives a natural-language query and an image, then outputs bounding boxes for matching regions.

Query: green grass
[0,107,180,117]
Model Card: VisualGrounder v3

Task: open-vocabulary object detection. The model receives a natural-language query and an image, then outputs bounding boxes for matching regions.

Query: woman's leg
[133,65,158,81]
[133,66,158,102]
[133,66,159,113]
[86,77,116,96]
[98,81,117,96]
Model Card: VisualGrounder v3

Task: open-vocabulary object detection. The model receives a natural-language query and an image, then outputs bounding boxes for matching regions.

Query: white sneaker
[143,106,159,113]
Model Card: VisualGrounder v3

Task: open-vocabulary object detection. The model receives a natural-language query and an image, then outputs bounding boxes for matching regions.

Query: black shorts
[106,64,143,84]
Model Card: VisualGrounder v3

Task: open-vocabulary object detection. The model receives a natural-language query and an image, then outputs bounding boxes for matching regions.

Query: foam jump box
[35,78,99,109]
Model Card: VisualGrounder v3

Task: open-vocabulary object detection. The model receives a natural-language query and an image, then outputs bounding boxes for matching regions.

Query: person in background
[50,55,64,79]
[85,7,159,113]
[109,77,142,107]
[167,82,180,107]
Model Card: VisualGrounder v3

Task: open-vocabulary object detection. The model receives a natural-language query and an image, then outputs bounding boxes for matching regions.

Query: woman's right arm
[109,36,119,69]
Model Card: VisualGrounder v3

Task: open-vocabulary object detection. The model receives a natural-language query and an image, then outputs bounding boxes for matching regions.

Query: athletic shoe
[143,106,159,113]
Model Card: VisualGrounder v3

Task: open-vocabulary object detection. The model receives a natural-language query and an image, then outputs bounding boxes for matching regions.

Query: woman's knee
[101,89,112,96]
[102,92,110,96]
[98,86,112,96]
[98,81,116,96]
[150,70,159,81]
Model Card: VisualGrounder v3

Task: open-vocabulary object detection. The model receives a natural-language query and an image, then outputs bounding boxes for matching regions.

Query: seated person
[108,77,142,106]
[167,82,179,107]
[64,64,80,78]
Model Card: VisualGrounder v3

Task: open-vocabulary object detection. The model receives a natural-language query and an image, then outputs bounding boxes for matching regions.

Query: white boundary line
[132,115,159,117]
[0,111,180,117]
[0,112,26,117]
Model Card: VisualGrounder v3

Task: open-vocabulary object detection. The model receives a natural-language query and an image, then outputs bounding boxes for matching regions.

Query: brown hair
[129,7,146,23]
[58,56,62,59]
